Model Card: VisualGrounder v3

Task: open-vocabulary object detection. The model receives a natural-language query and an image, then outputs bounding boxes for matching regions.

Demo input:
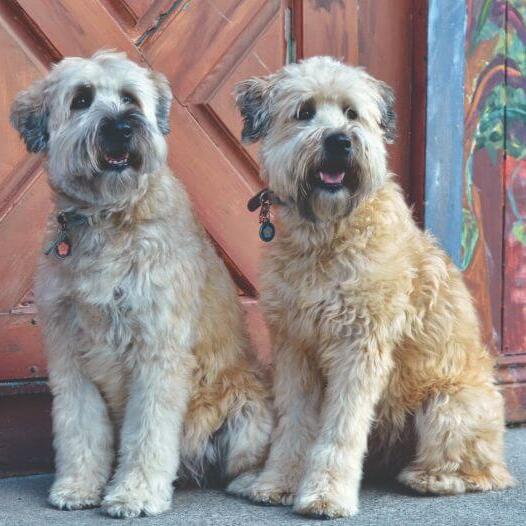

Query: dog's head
[10,50,172,207]
[235,56,396,222]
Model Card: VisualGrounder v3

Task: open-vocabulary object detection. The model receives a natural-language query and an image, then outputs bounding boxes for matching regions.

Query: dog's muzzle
[315,132,353,191]
[99,115,137,171]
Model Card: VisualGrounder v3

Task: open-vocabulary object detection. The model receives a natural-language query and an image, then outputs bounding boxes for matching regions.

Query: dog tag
[55,236,72,258]
[259,221,275,242]
[44,230,72,259]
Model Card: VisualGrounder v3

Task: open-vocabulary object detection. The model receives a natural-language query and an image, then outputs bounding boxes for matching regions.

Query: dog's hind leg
[221,376,274,489]
[181,363,273,491]
[398,385,515,494]
[47,341,114,510]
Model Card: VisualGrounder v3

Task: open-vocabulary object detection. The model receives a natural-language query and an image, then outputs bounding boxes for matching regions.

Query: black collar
[247,188,285,212]
[57,210,90,228]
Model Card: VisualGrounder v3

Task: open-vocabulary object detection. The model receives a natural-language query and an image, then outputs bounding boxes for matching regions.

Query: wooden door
[0,0,426,475]
[501,0,526,422]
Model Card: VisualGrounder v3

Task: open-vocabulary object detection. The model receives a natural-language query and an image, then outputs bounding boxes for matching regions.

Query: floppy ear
[234,77,272,143]
[10,77,50,153]
[150,70,173,135]
[376,80,397,144]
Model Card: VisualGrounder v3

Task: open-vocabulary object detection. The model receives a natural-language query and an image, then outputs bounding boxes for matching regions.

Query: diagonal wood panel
[143,0,284,290]
[165,100,263,288]
[144,0,278,102]
[0,170,51,311]
[14,0,141,59]
[207,11,285,166]
[0,19,45,184]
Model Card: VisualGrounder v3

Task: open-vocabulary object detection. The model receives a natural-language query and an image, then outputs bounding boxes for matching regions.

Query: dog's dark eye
[71,86,93,111]
[296,102,315,121]
[121,91,138,105]
[344,106,358,120]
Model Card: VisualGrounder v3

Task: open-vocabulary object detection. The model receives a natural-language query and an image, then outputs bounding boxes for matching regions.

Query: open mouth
[317,170,346,191]
[103,152,130,170]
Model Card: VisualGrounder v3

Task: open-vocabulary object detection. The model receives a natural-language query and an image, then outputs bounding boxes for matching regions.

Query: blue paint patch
[424,0,467,268]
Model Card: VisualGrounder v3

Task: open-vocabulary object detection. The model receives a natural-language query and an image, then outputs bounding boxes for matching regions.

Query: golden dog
[229,56,514,519]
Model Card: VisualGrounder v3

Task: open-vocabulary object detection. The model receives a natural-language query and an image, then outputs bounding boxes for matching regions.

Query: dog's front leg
[294,341,393,519]
[47,349,114,510]
[229,339,321,505]
[102,346,193,518]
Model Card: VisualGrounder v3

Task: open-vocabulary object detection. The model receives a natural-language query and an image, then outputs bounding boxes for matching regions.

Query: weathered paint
[424,0,466,267]
[461,0,526,357]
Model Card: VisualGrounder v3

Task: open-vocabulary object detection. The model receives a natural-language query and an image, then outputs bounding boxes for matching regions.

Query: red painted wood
[0,0,290,388]
[503,158,526,355]
[15,0,140,59]
[409,0,428,224]
[144,0,276,102]
[462,1,506,353]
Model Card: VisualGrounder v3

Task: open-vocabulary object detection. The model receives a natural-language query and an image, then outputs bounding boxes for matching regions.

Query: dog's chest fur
[262,186,414,347]
[72,222,161,344]
[36,172,205,415]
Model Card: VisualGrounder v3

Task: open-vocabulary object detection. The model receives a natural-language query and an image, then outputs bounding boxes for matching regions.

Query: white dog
[11,51,272,518]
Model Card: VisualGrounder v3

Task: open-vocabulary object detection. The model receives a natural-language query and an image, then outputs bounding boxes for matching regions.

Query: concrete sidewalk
[0,428,524,526]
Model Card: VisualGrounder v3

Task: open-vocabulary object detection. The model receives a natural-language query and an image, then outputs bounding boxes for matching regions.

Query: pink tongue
[319,171,345,184]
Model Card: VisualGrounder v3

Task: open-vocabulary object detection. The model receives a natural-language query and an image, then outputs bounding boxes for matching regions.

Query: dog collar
[44,210,89,259]
[247,188,285,242]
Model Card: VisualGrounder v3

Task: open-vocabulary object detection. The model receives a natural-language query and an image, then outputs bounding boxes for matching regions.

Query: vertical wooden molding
[424,0,467,267]
[409,0,428,225]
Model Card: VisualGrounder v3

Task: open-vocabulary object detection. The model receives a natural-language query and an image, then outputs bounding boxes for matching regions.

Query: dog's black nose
[115,120,132,140]
[101,119,133,144]
[324,133,352,156]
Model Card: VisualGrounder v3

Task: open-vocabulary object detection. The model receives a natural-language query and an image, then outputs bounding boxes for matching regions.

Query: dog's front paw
[102,477,172,518]
[251,485,296,506]
[294,474,358,519]
[294,494,358,519]
[48,477,103,510]
[226,471,259,498]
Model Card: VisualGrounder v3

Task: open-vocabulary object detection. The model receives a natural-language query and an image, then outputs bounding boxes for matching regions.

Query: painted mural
[462,0,526,422]
[462,0,526,354]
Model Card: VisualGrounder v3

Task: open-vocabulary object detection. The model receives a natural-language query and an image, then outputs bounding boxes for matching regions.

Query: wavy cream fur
[230,57,514,519]
[11,52,272,519]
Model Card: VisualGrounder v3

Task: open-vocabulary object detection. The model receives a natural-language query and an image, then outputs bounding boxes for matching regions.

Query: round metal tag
[259,222,275,242]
